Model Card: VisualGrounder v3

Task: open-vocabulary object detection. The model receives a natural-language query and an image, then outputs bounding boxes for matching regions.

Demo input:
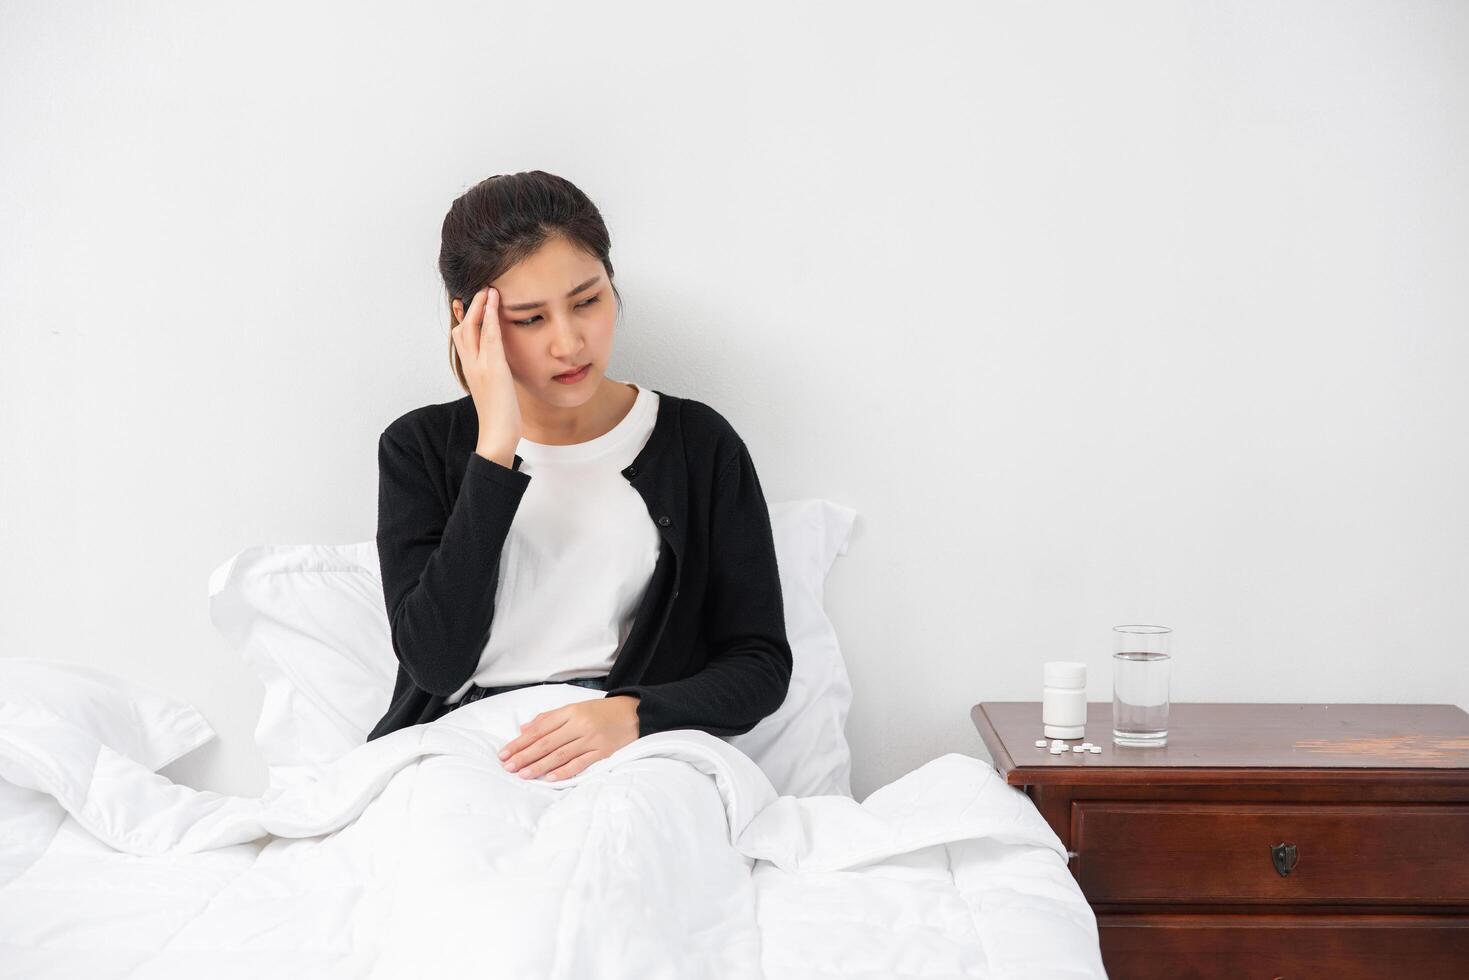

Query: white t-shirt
[446,382,662,703]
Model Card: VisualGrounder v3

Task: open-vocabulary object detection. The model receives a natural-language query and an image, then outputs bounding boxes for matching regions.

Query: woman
[365,171,793,786]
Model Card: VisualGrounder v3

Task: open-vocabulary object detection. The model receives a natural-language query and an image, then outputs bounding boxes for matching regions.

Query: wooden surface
[970,701,1469,978]
[1097,914,1469,979]
[973,701,1469,781]
[1072,802,1469,904]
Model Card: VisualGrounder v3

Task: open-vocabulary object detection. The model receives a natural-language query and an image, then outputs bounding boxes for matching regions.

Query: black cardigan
[364,387,793,743]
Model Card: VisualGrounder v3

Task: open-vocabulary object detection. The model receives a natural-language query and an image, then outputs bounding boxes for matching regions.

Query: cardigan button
[624,465,638,478]
[657,515,671,527]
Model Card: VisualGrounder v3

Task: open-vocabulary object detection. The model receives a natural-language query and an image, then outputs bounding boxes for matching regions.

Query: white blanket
[0,686,1104,978]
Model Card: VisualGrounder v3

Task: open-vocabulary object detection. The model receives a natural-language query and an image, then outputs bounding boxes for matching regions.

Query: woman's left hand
[498,694,642,781]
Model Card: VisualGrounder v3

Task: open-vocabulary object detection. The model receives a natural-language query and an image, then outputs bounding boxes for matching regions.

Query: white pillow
[728,499,857,796]
[206,541,396,789]
[0,657,216,771]
[207,499,857,797]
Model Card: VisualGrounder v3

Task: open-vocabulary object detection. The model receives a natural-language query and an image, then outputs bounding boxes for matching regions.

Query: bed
[0,501,1106,978]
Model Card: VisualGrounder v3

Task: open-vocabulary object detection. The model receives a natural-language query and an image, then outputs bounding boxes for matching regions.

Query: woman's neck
[517,378,639,445]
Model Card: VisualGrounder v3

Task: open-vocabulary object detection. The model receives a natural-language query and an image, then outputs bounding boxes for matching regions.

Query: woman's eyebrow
[502,275,602,312]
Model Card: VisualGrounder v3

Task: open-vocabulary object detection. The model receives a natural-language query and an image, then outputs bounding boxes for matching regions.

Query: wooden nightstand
[970,702,1469,978]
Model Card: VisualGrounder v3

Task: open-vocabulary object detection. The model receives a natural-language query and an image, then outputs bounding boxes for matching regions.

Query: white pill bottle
[1042,661,1088,739]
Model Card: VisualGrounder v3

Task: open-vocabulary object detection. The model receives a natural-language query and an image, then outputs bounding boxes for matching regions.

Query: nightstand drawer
[1073,802,1469,905]
[1097,913,1469,979]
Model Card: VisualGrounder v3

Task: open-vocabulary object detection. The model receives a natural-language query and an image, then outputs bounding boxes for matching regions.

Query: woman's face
[456,235,616,408]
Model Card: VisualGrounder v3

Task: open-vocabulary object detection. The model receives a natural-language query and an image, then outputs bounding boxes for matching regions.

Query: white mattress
[0,688,1104,978]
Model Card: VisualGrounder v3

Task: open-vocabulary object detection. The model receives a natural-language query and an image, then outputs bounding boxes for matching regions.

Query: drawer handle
[1270,841,1299,877]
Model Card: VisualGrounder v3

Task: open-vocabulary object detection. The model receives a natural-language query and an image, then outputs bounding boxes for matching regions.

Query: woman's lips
[552,363,591,384]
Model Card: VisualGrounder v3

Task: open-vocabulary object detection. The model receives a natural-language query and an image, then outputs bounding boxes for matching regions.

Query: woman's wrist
[611,693,641,736]
[475,442,516,468]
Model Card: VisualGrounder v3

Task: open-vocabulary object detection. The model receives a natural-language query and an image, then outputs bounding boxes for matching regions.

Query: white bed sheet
[0,687,1104,979]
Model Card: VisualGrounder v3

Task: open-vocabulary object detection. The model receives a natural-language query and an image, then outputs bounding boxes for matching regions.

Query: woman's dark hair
[439,171,623,394]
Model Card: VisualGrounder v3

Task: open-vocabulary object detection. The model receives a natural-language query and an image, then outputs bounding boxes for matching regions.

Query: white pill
[1072,745,1086,752]
[1050,739,1066,748]
[1089,746,1102,754]
[1034,739,1048,747]
[1049,746,1065,755]
[1080,742,1093,749]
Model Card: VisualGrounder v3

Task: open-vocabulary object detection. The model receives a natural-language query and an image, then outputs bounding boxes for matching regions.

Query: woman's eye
[512,295,600,327]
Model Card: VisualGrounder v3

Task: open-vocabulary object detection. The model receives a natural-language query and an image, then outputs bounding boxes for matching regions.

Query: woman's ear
[452,298,463,323]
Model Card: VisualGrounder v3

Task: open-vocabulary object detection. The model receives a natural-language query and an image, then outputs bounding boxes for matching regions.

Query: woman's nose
[550,320,584,358]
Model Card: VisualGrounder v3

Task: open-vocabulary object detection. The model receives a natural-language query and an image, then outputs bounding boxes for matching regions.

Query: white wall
[3,1,1465,800]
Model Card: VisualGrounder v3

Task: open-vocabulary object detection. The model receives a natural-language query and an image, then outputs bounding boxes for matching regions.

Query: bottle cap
[1043,661,1087,688]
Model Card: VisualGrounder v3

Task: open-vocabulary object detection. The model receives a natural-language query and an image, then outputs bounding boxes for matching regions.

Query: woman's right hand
[452,286,523,464]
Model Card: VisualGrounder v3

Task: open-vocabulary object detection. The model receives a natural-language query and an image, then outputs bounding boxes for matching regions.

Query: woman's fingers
[544,750,604,781]
[461,287,488,361]
[496,700,637,782]
[451,289,484,362]
[478,287,502,359]
[501,712,571,771]
[512,735,591,780]
[452,286,503,370]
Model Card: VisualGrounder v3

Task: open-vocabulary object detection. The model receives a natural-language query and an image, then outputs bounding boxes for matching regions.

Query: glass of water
[1112,625,1172,747]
